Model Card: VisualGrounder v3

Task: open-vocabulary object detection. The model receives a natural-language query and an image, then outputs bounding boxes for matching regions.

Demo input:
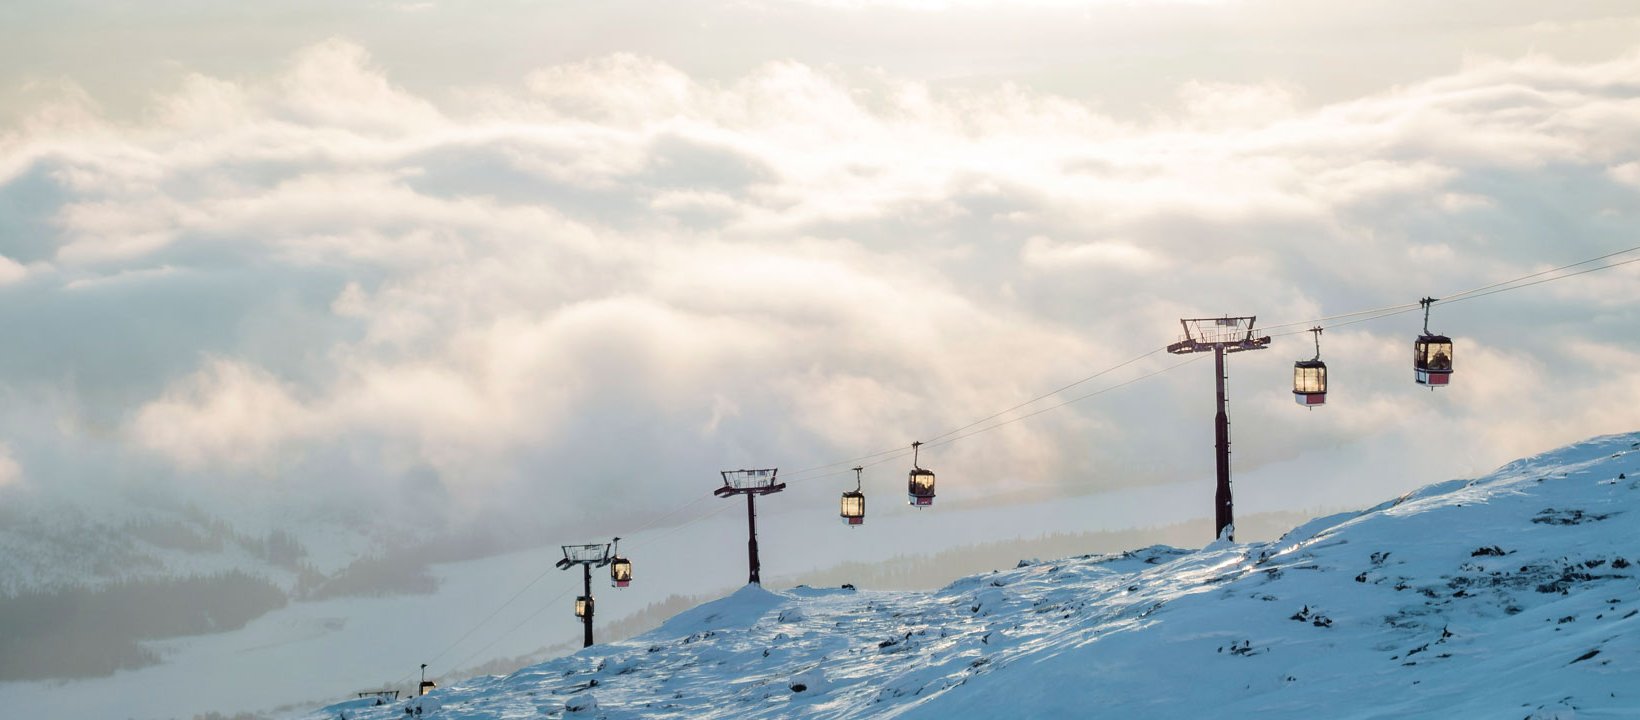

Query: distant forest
[0,513,445,681]
[0,571,286,681]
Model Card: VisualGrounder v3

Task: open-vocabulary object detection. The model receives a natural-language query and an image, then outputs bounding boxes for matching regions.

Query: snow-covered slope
[307,432,1640,719]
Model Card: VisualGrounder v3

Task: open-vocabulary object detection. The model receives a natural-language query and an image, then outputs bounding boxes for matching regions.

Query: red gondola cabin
[840,490,865,525]
[907,441,935,507]
[1293,326,1327,406]
[1414,335,1453,387]
[908,469,934,506]
[1293,359,1327,405]
[609,557,632,588]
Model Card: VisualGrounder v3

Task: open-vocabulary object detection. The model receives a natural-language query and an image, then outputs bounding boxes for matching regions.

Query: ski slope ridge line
[309,432,1640,720]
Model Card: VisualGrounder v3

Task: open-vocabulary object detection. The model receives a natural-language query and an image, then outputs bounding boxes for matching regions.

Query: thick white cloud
[133,359,316,473]
[1,38,1638,537]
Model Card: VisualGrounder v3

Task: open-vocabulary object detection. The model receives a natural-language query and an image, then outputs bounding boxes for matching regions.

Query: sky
[2,0,1639,547]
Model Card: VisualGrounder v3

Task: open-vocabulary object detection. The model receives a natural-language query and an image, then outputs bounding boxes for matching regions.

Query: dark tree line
[0,571,286,681]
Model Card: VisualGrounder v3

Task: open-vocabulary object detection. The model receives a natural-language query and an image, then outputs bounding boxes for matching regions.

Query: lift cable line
[922,354,1207,451]
[921,348,1169,445]
[442,585,575,677]
[414,564,554,672]
[784,245,1640,487]
[430,336,1209,679]
[778,353,1211,490]
[424,354,1208,682]
[402,490,719,680]
[490,243,1632,663]
[1267,305,1423,339]
[627,498,741,554]
[403,242,1639,686]
[1262,250,1640,341]
[766,245,1640,488]
[439,503,739,681]
[1441,253,1640,306]
[1439,243,1640,302]
[779,346,1171,484]
[1263,243,1640,336]
[1259,301,1422,334]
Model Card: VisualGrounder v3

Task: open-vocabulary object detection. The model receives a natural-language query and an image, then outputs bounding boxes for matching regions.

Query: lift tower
[715,469,785,585]
[555,541,612,648]
[1167,316,1270,541]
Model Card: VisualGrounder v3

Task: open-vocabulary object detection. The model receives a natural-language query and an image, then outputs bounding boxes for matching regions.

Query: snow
[0,418,1485,720]
[655,584,785,636]
[299,431,1640,719]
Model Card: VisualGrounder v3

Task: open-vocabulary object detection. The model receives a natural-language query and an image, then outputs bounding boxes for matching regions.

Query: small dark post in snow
[1167,316,1271,541]
[716,469,786,584]
[556,541,614,647]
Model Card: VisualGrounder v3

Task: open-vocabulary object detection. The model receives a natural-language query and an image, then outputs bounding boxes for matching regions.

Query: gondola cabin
[907,441,935,507]
[609,557,632,588]
[840,490,865,525]
[1414,335,1453,387]
[574,595,593,619]
[418,681,436,696]
[1293,359,1327,406]
[908,468,935,507]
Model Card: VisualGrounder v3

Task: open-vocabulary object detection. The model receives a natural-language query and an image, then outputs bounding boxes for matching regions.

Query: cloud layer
[2,38,1638,539]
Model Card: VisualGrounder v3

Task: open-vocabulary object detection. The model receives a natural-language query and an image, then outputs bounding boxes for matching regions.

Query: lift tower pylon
[1166,316,1270,542]
[555,542,613,648]
[715,469,785,584]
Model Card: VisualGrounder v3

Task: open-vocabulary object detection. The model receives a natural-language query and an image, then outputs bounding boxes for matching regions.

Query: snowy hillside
[309,433,1640,719]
